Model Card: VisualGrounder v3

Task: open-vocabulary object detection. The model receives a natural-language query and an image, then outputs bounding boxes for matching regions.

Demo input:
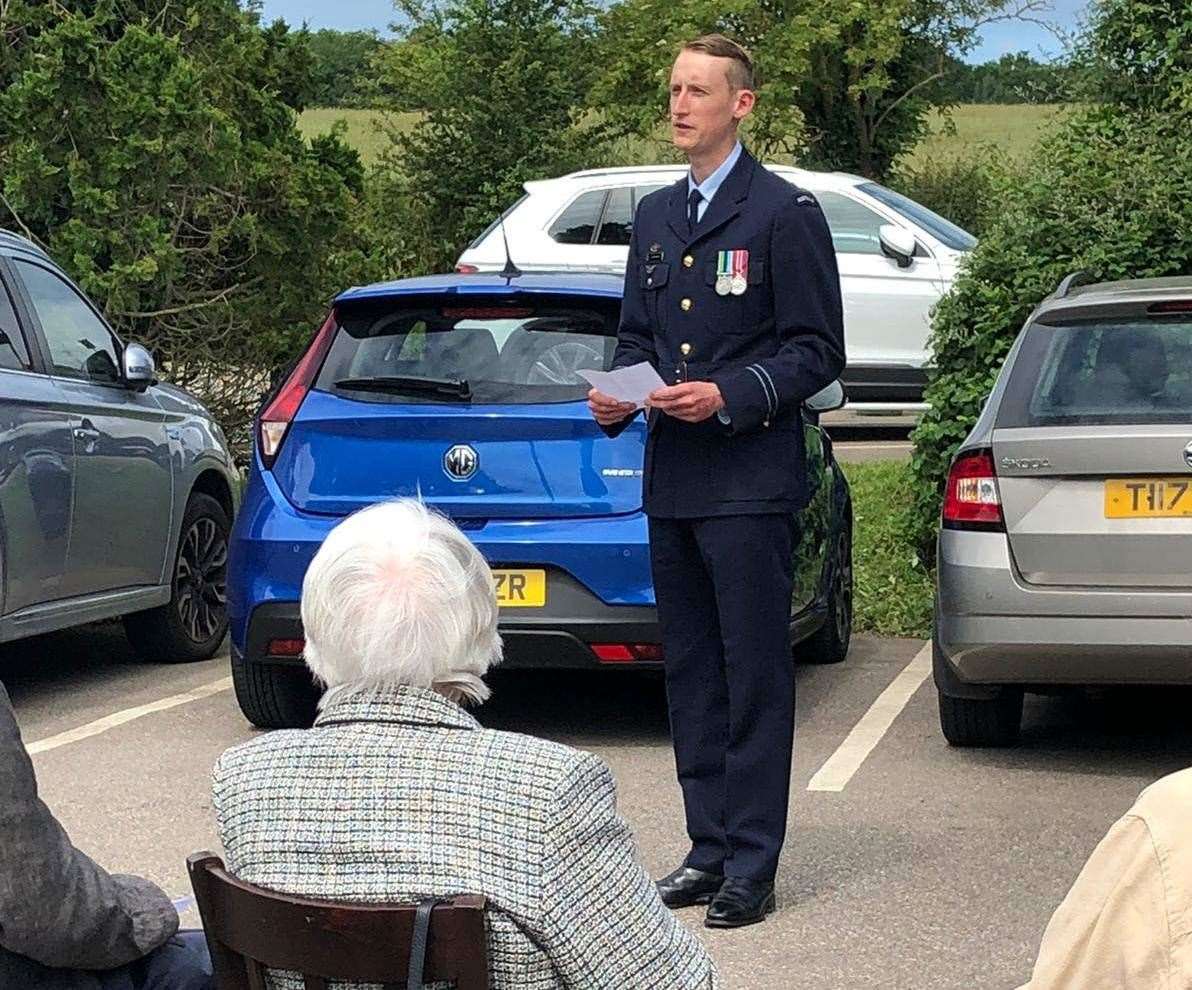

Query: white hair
[301,499,502,705]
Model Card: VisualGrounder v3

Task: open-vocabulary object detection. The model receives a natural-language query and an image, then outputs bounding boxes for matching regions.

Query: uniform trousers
[648,512,797,883]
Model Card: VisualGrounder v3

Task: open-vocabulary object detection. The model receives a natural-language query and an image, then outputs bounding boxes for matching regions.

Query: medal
[715,251,734,296]
[730,249,749,296]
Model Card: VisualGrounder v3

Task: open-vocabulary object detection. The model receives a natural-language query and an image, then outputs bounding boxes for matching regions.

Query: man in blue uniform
[588,34,845,928]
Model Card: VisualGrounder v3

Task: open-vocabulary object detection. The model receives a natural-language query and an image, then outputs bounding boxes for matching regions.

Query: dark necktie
[687,188,703,234]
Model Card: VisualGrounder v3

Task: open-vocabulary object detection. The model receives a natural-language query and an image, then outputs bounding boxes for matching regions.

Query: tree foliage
[0,0,385,451]
[934,51,1075,103]
[374,0,610,271]
[905,0,1192,562]
[305,29,386,107]
[589,0,1049,178]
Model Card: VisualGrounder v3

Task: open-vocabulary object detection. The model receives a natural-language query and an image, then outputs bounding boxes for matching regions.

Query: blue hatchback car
[228,272,854,727]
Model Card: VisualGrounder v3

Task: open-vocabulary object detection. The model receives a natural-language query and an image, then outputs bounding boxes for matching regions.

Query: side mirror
[804,380,847,413]
[122,342,156,392]
[879,224,916,269]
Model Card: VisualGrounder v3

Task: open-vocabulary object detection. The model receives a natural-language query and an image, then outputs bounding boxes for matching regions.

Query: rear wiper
[334,375,472,400]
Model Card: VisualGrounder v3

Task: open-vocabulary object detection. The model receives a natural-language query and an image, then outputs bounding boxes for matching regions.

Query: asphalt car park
[9,622,1191,989]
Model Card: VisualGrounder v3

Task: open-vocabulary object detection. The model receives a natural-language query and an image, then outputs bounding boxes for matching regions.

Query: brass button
[683,255,694,268]
[680,298,692,312]
[680,342,692,356]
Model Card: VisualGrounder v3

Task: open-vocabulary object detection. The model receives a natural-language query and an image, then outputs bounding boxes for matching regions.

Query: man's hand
[647,381,726,423]
[588,388,637,426]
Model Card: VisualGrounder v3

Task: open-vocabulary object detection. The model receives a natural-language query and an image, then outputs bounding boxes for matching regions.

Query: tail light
[591,643,664,663]
[455,263,479,274]
[258,311,338,469]
[942,448,1004,530]
[1148,300,1192,315]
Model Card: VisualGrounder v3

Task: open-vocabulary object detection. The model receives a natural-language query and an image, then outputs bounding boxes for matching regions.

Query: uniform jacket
[0,682,178,979]
[212,684,719,990]
[1018,767,1192,989]
[606,147,846,518]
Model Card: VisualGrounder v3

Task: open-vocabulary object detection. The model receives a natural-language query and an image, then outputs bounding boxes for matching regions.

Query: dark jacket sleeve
[711,192,846,435]
[0,683,178,970]
[599,209,658,439]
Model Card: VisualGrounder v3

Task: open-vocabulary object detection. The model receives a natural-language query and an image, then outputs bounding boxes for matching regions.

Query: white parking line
[807,642,932,792]
[26,677,233,756]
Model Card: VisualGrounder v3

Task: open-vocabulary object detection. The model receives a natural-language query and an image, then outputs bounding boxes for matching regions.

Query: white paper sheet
[576,362,667,409]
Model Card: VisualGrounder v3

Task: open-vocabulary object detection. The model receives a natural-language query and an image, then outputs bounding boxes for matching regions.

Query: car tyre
[804,523,853,664]
[124,493,230,663]
[938,688,1023,747]
[231,649,319,729]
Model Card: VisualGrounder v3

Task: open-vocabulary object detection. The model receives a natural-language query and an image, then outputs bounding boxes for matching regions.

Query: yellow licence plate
[1105,478,1192,518]
[493,569,546,607]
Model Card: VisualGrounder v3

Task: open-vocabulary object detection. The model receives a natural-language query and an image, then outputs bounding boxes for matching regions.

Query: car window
[596,186,634,246]
[317,295,620,405]
[815,191,889,256]
[548,189,606,245]
[468,193,528,250]
[634,183,670,204]
[0,278,30,370]
[857,182,977,252]
[15,260,122,384]
[997,317,1192,427]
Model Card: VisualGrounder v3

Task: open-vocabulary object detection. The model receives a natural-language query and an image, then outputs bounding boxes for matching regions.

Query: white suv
[456,165,976,410]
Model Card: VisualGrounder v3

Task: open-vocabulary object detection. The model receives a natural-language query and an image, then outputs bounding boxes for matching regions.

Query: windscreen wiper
[334,375,472,400]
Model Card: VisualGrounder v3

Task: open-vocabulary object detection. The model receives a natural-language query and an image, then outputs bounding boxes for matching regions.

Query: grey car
[0,230,239,661]
[935,273,1192,746]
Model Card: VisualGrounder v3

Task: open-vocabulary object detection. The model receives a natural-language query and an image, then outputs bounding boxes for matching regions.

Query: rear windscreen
[315,295,619,404]
[997,317,1192,428]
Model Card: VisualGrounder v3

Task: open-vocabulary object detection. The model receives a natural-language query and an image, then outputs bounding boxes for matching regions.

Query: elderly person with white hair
[212,498,719,989]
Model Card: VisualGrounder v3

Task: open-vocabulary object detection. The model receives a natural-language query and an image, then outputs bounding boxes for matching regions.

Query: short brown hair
[682,34,756,91]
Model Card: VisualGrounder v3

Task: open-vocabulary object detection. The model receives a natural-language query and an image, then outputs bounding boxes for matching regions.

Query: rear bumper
[229,458,656,658]
[936,529,1192,687]
[841,364,927,404]
[242,571,663,671]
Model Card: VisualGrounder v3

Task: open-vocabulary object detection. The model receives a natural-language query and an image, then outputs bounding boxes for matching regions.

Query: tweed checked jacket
[212,685,719,990]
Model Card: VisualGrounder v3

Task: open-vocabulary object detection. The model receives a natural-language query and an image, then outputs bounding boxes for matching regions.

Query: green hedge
[888,148,1018,239]
[843,461,934,639]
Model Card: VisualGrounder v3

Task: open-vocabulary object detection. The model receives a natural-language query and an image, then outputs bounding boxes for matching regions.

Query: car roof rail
[1052,270,1098,299]
[0,228,50,260]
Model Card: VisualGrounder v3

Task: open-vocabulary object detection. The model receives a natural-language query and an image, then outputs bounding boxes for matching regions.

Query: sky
[253,0,1089,64]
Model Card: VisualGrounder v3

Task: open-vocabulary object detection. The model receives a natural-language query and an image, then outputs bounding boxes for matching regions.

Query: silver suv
[0,230,239,661]
[935,274,1192,746]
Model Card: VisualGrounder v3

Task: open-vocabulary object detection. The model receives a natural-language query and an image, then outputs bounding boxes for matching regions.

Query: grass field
[897,103,1068,167]
[298,103,1066,170]
[297,107,418,166]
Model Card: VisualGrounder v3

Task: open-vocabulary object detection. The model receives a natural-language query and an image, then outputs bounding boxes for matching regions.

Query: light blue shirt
[687,141,743,222]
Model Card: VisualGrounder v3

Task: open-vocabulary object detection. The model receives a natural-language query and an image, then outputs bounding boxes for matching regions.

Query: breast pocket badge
[716,250,749,296]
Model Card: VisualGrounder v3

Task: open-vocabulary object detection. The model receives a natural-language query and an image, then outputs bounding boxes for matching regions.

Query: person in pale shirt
[1017,767,1192,989]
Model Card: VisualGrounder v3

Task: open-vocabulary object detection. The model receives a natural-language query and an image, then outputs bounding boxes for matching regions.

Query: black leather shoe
[704,878,776,928]
[655,866,725,908]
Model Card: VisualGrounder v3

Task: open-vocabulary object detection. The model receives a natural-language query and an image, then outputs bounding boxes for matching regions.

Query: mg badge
[444,444,478,481]
[1183,442,1192,469]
